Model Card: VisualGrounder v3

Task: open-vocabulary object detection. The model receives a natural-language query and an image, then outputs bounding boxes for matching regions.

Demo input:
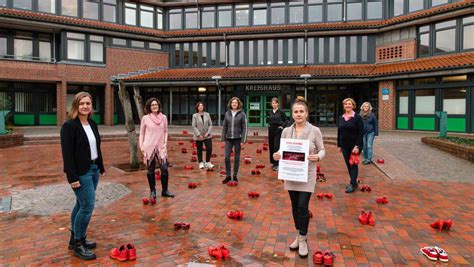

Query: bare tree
[133,86,144,120]
[117,81,139,169]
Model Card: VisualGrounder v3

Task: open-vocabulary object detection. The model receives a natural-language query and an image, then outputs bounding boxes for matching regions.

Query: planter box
[0,132,24,149]
[421,137,474,163]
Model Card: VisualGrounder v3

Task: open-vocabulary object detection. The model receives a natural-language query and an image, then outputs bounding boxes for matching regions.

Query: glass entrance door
[315,94,338,126]
[246,95,279,126]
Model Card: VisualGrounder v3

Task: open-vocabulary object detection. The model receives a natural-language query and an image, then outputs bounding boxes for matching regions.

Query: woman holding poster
[273,96,325,258]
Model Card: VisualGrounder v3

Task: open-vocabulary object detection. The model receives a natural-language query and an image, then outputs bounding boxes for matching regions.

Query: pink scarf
[149,112,164,125]
[343,111,355,121]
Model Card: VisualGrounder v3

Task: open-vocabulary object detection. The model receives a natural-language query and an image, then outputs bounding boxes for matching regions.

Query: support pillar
[378,80,396,130]
[56,81,67,126]
[104,82,114,126]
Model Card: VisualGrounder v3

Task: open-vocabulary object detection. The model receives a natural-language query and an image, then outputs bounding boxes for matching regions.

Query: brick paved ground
[1,137,473,266]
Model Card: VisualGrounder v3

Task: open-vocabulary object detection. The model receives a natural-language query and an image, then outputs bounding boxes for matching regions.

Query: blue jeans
[224,138,241,177]
[71,164,99,240]
[363,132,375,162]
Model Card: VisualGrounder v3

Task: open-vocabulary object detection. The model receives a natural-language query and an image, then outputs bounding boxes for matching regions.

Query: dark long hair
[144,97,161,114]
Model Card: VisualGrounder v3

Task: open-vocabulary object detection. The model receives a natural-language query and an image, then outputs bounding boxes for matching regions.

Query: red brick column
[378,80,396,130]
[104,82,114,126]
[56,81,67,126]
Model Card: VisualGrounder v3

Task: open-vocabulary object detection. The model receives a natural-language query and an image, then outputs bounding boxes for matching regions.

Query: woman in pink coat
[139,98,174,201]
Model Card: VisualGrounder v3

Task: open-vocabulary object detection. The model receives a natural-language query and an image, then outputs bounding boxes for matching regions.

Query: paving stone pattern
[0,138,473,266]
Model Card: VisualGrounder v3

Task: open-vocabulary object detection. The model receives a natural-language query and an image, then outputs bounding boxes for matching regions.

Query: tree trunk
[133,86,144,121]
[117,81,139,170]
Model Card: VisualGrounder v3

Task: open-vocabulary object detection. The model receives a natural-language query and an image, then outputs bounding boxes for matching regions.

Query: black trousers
[224,138,241,177]
[268,125,282,166]
[288,190,312,236]
[341,147,359,186]
[196,138,213,163]
[146,157,169,193]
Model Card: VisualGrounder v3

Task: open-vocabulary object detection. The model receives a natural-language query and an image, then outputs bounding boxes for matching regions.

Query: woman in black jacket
[267,97,289,171]
[60,92,105,260]
[337,98,364,193]
[221,97,247,184]
[360,102,378,165]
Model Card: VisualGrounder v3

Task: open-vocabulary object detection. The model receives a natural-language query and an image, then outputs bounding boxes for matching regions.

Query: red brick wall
[0,48,169,126]
[378,80,396,130]
[376,39,417,64]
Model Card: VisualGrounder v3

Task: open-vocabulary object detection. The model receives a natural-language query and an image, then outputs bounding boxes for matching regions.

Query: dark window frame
[64,31,104,64]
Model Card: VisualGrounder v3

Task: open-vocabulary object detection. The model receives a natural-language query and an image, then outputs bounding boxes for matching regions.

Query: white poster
[278,138,309,183]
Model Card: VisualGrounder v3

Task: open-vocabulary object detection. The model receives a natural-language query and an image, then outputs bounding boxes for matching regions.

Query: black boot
[232,175,239,182]
[69,230,96,250]
[73,238,96,260]
[161,173,174,198]
[222,176,231,184]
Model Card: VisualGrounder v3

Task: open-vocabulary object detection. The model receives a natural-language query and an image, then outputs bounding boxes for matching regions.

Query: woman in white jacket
[192,101,214,169]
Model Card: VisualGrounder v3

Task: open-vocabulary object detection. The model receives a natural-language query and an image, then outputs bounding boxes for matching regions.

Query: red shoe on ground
[324,193,333,199]
[219,245,230,260]
[127,244,137,260]
[430,219,443,231]
[256,148,262,153]
[262,146,268,151]
[420,246,438,261]
[443,219,453,231]
[142,197,149,205]
[323,250,335,266]
[317,193,324,199]
[181,148,187,153]
[255,170,261,175]
[227,211,237,219]
[434,246,448,262]
[248,141,253,144]
[188,182,197,189]
[208,247,223,260]
[178,141,184,145]
[174,222,183,230]
[184,165,193,170]
[313,250,323,265]
[376,159,385,164]
[192,151,197,155]
[181,222,191,230]
[109,245,128,262]
[211,153,217,158]
[367,212,375,226]
[182,130,188,135]
[190,156,197,162]
[206,168,214,172]
[376,197,388,204]
[358,211,368,225]
[251,170,256,175]
[236,211,244,220]
[149,197,156,205]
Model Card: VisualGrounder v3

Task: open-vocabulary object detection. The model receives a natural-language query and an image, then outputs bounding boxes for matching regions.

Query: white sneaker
[199,162,205,169]
[206,162,214,169]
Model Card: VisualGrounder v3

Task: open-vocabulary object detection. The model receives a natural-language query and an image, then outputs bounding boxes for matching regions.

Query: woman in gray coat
[192,101,214,169]
[273,97,325,258]
[221,97,247,184]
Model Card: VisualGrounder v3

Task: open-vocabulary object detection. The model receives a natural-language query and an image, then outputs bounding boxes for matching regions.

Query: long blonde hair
[68,92,93,120]
[360,102,373,119]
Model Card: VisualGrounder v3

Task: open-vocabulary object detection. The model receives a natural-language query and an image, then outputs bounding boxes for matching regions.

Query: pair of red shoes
[211,153,217,158]
[316,193,333,199]
[182,130,188,135]
[181,148,187,153]
[227,210,243,220]
[256,148,262,153]
[349,153,360,165]
[109,244,137,262]
[358,211,375,226]
[255,164,265,169]
[313,250,335,265]
[376,197,389,204]
[227,181,238,187]
[174,222,191,230]
[262,146,268,151]
[190,156,197,162]
[188,182,197,189]
[376,159,385,164]
[251,169,261,175]
[191,151,197,155]
[360,185,372,192]
[430,219,453,231]
[178,141,184,145]
[184,165,194,170]
[208,245,230,260]
[142,196,156,205]
[248,191,260,198]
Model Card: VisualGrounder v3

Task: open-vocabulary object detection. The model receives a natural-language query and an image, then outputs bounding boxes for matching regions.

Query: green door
[246,95,279,127]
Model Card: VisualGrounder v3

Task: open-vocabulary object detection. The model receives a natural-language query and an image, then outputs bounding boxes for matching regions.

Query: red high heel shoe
[109,245,128,261]
[184,165,193,170]
[181,148,187,153]
[256,148,262,153]
[211,153,217,158]
[190,156,197,162]
[181,222,191,230]
[251,170,256,175]
[376,197,388,204]
[178,141,184,145]
[443,219,453,231]
[227,210,237,219]
[192,151,197,155]
[208,246,223,260]
[142,197,149,205]
[248,141,253,144]
[317,193,324,199]
[376,159,385,164]
[430,219,443,231]
[323,250,335,266]
[358,211,368,225]
[219,245,230,260]
[127,244,137,261]
[324,193,333,199]
[182,130,188,135]
[367,212,375,226]
[256,170,261,175]
[174,222,183,230]
[188,182,197,189]
[262,146,268,151]
[313,250,323,265]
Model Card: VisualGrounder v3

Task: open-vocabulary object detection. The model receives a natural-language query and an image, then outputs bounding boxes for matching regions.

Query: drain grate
[0,196,12,212]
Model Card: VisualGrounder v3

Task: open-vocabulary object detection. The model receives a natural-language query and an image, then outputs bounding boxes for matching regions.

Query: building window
[218,5,232,27]
[219,41,225,66]
[288,39,294,64]
[408,0,423,13]
[271,2,285,25]
[131,40,144,48]
[257,40,264,65]
[248,41,254,65]
[267,40,273,65]
[418,25,430,57]
[67,32,85,61]
[308,0,323,22]
[367,0,383,20]
[253,3,267,26]
[62,0,77,17]
[308,38,315,64]
[201,42,207,66]
[103,0,116,23]
[432,0,448,7]
[228,41,235,66]
[297,38,304,64]
[435,20,456,54]
[13,0,32,10]
[443,88,466,115]
[183,43,189,66]
[289,0,304,24]
[235,4,250,26]
[201,7,215,28]
[211,42,217,66]
[238,41,244,65]
[329,37,335,62]
[361,36,368,62]
[0,36,7,57]
[393,0,404,16]
[347,0,362,21]
[277,39,283,64]
[14,32,33,60]
[149,42,161,50]
[83,0,99,20]
[174,44,180,66]
[398,91,409,114]
[89,35,103,62]
[156,8,163,29]
[350,36,357,62]
[339,37,346,63]
[38,0,56,13]
[125,3,137,26]
[415,90,435,115]
[112,38,126,46]
[192,43,198,67]
[185,8,198,29]
[140,5,155,28]
[169,9,182,30]
[318,38,324,63]
[462,16,474,50]
[327,0,343,22]
[0,0,6,6]
[39,34,52,62]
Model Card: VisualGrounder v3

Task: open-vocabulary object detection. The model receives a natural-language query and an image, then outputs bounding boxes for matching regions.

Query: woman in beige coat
[273,97,325,258]
[191,101,214,169]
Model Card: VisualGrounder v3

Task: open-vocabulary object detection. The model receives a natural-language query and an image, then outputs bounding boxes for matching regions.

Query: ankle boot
[289,233,299,250]
[160,173,174,198]
[73,238,96,260]
[68,230,96,250]
[298,235,308,258]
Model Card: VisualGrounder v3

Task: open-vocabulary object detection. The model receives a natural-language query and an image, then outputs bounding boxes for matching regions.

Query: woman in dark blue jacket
[360,102,378,165]
[60,92,104,260]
